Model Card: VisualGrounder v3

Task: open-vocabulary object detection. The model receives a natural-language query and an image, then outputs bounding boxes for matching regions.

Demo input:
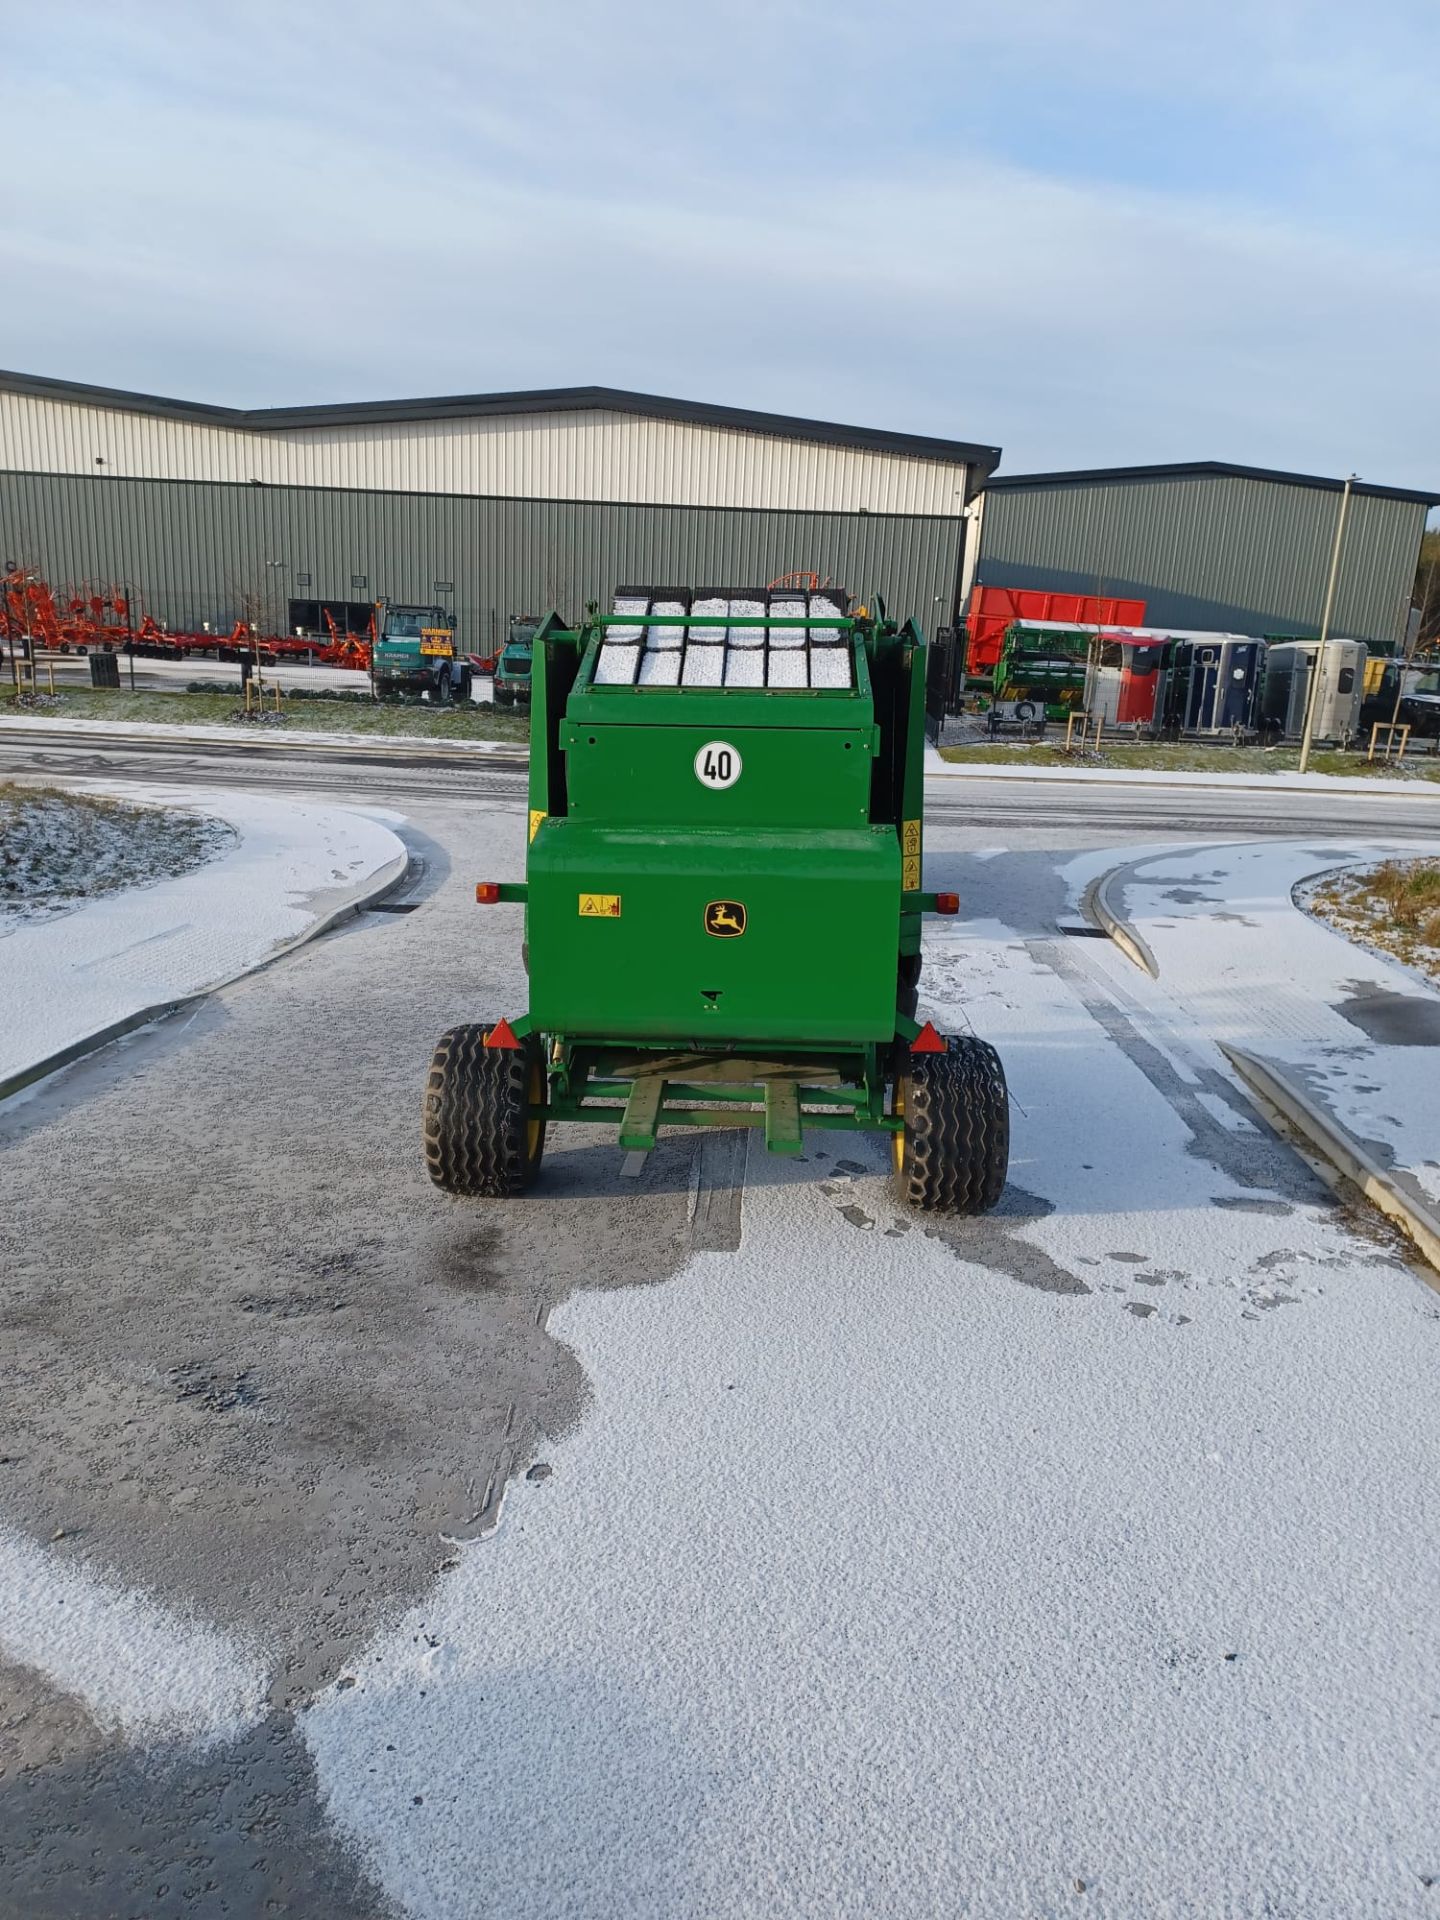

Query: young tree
[1413,526,1440,648]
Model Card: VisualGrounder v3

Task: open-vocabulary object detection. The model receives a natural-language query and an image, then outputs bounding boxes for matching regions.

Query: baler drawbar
[423,588,1009,1212]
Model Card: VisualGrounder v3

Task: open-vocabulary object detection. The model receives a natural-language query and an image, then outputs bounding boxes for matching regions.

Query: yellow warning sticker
[901,818,922,856]
[529,809,546,843]
[579,893,622,918]
[902,855,921,891]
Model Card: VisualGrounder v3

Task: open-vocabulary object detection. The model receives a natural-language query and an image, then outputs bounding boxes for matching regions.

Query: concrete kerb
[0,844,411,1106]
[1080,867,1160,978]
[1223,1046,1440,1285]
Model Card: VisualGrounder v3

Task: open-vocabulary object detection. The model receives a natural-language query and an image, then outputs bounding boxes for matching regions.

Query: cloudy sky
[6,1,1437,487]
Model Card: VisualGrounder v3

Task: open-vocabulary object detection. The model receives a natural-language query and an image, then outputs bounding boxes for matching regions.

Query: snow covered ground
[300,911,1440,1920]
[1103,838,1440,1218]
[0,713,514,753]
[926,746,1440,794]
[0,784,405,1089]
[1,784,232,922]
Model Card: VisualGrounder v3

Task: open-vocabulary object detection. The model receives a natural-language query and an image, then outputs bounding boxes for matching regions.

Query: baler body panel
[527,822,898,1044]
[563,721,876,829]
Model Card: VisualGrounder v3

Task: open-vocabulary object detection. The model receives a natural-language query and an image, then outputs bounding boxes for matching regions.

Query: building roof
[982,458,1440,508]
[0,368,1000,475]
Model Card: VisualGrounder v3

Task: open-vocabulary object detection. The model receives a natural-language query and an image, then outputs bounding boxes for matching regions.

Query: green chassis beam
[539,1104,903,1136]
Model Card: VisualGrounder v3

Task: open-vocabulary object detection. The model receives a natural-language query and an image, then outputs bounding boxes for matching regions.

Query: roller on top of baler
[422,588,1009,1214]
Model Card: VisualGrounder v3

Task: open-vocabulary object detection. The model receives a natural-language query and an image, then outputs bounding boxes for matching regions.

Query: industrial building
[964,461,1438,651]
[0,371,1000,652]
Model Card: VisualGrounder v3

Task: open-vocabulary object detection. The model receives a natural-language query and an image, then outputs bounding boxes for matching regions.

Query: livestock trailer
[1156,635,1267,736]
[1089,633,1170,729]
[1260,639,1367,742]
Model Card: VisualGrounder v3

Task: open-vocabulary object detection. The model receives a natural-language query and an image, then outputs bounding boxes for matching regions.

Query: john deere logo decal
[704,900,747,938]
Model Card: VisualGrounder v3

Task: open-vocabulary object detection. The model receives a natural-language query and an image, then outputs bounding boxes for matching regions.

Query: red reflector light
[475,882,501,903]
[910,1021,946,1054]
[935,892,959,915]
[484,1018,521,1050]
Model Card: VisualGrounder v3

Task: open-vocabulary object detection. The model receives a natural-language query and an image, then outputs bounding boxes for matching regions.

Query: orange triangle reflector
[484,1018,521,1050]
[910,1021,946,1054]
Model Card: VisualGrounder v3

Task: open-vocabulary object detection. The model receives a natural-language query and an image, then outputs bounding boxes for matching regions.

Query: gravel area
[0,783,233,923]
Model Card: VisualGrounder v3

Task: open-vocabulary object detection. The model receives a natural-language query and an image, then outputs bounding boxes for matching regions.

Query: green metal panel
[977,471,1426,649]
[565,723,876,828]
[526,822,899,1044]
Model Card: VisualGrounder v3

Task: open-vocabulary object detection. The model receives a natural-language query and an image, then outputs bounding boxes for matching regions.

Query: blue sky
[6,1,1437,490]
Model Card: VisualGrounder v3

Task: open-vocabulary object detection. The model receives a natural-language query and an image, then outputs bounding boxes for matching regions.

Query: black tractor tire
[493,685,511,708]
[422,1024,546,1197]
[891,1034,1009,1215]
[897,951,922,1021]
[434,672,451,706]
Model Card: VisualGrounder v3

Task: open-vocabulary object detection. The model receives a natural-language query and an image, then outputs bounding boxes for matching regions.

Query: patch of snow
[768,596,807,647]
[690,597,727,645]
[1,787,231,924]
[726,598,766,646]
[0,1520,267,1747]
[305,917,1440,1918]
[809,647,852,689]
[766,651,807,688]
[723,647,765,687]
[608,593,648,643]
[0,714,519,756]
[1111,838,1440,1215]
[809,593,843,643]
[594,645,640,687]
[638,651,682,688]
[682,648,724,688]
[1299,862,1440,991]
[928,757,1440,795]
[0,786,405,1090]
[646,600,686,649]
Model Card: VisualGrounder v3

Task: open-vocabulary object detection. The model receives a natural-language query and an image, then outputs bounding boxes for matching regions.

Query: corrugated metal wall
[974,472,1425,647]
[0,472,963,645]
[0,392,971,518]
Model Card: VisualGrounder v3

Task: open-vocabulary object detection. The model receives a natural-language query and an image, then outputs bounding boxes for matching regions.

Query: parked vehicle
[371,603,470,701]
[991,621,1088,721]
[1155,636,1267,735]
[1359,661,1440,741]
[963,587,1145,675]
[1089,635,1169,728]
[1260,639,1366,742]
[493,614,540,707]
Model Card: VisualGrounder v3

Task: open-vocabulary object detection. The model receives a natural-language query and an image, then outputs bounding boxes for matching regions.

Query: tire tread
[422,1024,542,1197]
[896,1035,1009,1214]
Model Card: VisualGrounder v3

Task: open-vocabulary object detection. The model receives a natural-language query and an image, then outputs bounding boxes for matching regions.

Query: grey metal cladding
[0,368,1001,476]
[975,470,1426,647]
[0,473,964,641]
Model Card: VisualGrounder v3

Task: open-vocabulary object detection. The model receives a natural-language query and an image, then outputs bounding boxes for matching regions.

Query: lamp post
[3,560,15,688]
[1298,474,1355,775]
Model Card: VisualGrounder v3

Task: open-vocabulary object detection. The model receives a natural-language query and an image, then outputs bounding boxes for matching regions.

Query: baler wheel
[897,952,922,1021]
[891,1035,1009,1214]
[422,1024,546,1197]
